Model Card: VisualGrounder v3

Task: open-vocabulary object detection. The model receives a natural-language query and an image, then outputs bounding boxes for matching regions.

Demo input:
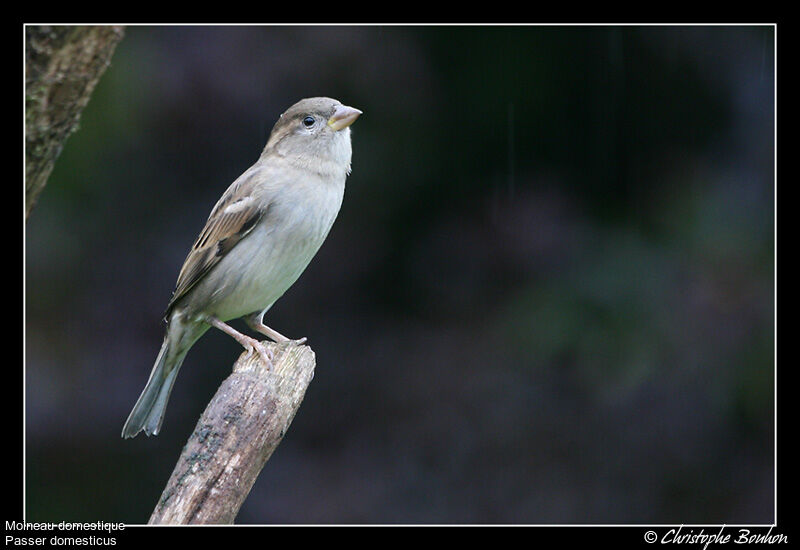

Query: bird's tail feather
[121,334,189,438]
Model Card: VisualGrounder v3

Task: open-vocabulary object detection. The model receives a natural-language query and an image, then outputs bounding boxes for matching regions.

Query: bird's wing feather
[165,173,268,317]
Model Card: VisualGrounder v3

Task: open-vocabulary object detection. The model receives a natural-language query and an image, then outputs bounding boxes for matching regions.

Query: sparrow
[122,97,361,438]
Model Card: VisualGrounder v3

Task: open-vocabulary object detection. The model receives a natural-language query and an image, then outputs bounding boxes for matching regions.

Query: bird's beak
[328,105,362,131]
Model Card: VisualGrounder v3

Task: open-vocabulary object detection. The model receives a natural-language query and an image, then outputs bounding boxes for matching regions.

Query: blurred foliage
[25,25,774,524]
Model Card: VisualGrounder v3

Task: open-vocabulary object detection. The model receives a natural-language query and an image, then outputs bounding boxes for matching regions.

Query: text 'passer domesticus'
[122,97,362,438]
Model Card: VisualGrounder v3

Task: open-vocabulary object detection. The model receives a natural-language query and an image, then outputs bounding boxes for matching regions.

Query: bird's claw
[276,336,307,346]
[247,339,274,368]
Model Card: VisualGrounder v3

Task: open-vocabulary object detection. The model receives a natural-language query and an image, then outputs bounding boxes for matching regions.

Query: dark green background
[25,25,774,524]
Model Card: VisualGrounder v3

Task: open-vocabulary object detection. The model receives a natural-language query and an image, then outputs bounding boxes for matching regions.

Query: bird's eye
[302,116,316,128]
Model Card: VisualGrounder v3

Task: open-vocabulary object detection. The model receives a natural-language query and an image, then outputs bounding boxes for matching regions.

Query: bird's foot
[207,315,274,368]
[244,314,307,346]
[245,338,274,367]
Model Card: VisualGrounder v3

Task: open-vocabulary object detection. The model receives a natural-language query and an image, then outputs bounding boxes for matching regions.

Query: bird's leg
[245,311,307,345]
[206,316,273,367]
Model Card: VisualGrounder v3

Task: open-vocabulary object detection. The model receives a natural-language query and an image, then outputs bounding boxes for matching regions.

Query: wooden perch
[149,342,316,524]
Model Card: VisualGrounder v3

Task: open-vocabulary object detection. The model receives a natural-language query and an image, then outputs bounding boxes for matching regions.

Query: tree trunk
[25,25,124,219]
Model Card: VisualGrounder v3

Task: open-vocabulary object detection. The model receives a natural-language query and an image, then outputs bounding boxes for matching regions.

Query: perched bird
[122,97,362,438]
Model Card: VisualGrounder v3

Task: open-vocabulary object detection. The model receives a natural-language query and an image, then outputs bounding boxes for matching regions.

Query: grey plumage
[122,97,361,438]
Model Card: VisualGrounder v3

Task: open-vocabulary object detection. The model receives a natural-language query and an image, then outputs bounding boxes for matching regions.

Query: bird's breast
[200,175,345,321]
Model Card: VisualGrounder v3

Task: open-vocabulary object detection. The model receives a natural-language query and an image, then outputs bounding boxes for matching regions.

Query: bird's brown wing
[164,175,268,318]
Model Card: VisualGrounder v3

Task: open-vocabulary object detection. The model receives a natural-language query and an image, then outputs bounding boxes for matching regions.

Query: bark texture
[149,342,316,524]
[25,25,125,218]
